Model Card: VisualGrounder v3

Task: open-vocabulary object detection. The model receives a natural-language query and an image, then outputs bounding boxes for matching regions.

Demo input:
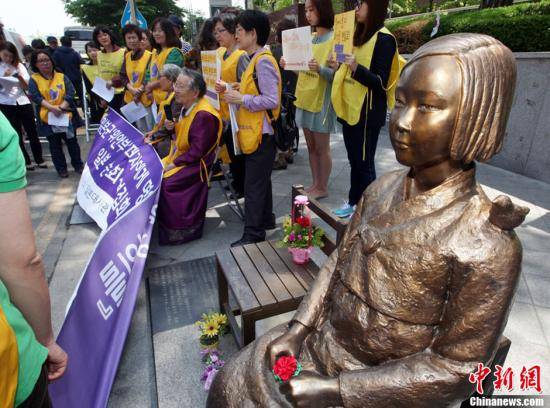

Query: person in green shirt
[0,111,68,407]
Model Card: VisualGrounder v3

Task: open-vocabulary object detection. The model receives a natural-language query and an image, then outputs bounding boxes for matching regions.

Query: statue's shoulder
[364,169,408,199]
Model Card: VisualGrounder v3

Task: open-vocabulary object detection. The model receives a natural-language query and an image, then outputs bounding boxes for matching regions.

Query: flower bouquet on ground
[278,195,324,265]
[195,312,229,349]
[200,348,225,390]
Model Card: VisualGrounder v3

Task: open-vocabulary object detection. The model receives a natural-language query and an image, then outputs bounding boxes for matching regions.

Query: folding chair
[82,76,100,142]
[208,146,245,221]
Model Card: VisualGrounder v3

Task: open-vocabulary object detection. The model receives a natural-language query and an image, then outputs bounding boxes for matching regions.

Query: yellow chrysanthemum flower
[212,313,227,327]
[202,320,219,338]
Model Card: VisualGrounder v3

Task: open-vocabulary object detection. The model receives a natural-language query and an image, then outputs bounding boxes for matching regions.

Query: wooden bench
[215,185,348,348]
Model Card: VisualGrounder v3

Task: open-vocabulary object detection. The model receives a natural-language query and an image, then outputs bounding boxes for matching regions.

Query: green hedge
[387,1,550,53]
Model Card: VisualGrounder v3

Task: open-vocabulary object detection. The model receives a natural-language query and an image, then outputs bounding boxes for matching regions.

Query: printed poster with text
[201,50,221,110]
[333,10,355,63]
[282,26,313,71]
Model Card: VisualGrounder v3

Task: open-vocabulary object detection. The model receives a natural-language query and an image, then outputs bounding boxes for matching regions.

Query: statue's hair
[405,34,517,163]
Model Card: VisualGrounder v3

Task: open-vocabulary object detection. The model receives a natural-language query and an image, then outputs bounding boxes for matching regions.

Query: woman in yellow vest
[213,12,250,197]
[93,25,126,112]
[28,50,84,178]
[81,41,104,123]
[144,18,185,107]
[281,0,337,199]
[157,69,222,245]
[118,24,154,132]
[330,0,401,218]
[223,10,282,247]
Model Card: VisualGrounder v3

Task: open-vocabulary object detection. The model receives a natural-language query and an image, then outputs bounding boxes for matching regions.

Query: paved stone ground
[28,127,550,407]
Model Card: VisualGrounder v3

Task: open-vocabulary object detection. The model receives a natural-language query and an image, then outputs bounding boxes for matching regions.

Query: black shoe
[263,213,276,230]
[229,191,244,200]
[230,236,264,247]
[26,164,36,171]
[58,171,69,178]
[37,162,48,169]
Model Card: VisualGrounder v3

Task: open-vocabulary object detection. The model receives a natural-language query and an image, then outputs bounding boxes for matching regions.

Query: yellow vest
[236,50,281,155]
[97,48,126,94]
[150,47,183,105]
[0,305,18,408]
[162,98,222,178]
[80,64,99,85]
[31,72,72,123]
[220,47,246,121]
[294,31,334,113]
[151,92,175,135]
[331,27,404,126]
[124,50,152,106]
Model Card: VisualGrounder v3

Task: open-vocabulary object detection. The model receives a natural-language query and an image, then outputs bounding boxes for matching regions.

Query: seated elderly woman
[144,64,182,158]
[157,69,222,245]
[207,34,528,407]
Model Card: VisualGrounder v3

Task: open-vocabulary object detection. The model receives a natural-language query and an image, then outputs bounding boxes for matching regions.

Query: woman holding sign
[223,10,282,247]
[144,18,184,107]
[213,12,250,198]
[93,26,125,113]
[330,0,401,218]
[28,50,83,178]
[281,0,337,199]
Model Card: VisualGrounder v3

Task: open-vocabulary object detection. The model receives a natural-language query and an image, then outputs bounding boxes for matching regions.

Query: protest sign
[49,109,163,407]
[201,50,221,110]
[282,26,313,71]
[333,10,355,63]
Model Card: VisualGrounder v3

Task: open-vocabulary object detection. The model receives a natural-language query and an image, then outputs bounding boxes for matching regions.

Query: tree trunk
[480,0,513,9]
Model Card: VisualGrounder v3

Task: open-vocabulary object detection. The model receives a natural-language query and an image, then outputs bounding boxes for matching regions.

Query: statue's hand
[267,322,309,368]
[281,372,342,408]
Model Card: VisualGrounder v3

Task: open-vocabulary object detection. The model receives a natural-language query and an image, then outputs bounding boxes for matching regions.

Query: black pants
[223,124,245,194]
[19,364,52,408]
[342,122,382,206]
[47,132,83,174]
[108,93,124,114]
[244,134,276,241]
[0,103,44,165]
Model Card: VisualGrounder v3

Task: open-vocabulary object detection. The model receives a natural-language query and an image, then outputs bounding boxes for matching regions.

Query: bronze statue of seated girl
[207,33,528,408]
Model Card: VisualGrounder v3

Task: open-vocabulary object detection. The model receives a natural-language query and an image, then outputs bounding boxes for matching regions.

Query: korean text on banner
[49,109,163,408]
[333,10,355,63]
[281,26,313,71]
[201,50,221,110]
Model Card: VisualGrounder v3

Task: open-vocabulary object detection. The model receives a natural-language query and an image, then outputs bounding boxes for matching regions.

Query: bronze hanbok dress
[208,166,523,407]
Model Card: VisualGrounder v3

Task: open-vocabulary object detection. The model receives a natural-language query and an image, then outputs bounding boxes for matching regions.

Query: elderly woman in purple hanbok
[157,69,222,245]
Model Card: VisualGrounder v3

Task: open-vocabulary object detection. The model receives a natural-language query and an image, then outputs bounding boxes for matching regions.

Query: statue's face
[389,55,461,168]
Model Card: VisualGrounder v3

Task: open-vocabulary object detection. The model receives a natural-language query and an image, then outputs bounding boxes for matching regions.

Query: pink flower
[297,234,302,241]
[289,232,295,241]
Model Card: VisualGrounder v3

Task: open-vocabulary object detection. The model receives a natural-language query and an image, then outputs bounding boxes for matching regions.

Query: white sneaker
[333,202,355,218]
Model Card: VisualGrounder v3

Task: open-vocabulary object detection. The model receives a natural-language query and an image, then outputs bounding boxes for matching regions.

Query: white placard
[0,76,20,96]
[76,166,114,230]
[282,26,313,71]
[120,101,148,124]
[201,50,221,110]
[151,102,159,124]
[47,112,70,127]
[91,77,115,102]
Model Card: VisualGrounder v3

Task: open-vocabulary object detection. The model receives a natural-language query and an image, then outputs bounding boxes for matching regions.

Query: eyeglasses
[36,59,51,64]
[174,83,191,91]
[214,28,227,35]
[354,0,365,9]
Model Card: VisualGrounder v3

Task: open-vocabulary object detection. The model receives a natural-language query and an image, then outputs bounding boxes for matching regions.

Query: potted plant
[278,195,324,265]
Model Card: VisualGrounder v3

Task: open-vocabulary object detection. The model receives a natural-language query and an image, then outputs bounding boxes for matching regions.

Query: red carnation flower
[296,216,310,228]
[273,356,298,382]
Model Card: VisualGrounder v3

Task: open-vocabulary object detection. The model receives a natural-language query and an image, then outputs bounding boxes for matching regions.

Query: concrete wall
[490,52,550,184]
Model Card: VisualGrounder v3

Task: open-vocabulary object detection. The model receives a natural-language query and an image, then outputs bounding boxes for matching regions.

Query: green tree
[63,0,184,28]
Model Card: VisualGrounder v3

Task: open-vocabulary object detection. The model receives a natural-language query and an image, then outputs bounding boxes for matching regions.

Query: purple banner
[49,110,163,407]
